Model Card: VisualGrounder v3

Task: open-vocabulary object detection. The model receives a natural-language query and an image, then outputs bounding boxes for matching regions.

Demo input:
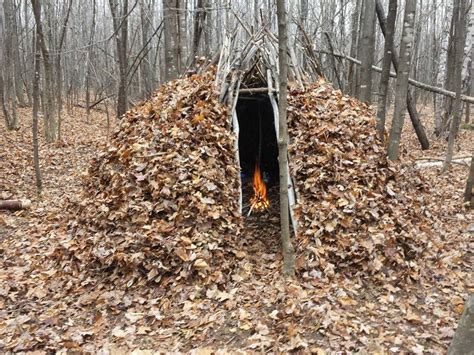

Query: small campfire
[248,164,270,215]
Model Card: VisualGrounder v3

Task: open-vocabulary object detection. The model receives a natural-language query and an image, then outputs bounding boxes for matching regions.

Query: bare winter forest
[1,0,473,353]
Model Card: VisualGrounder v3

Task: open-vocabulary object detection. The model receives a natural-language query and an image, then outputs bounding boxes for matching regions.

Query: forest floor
[0,104,473,353]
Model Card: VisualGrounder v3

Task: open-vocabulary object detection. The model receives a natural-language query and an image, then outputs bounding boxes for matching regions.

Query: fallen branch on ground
[414,157,472,169]
[416,155,473,161]
[0,200,32,211]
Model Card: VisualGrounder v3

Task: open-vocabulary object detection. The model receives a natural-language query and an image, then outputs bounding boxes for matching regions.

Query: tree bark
[177,0,187,72]
[359,0,376,102]
[31,0,56,142]
[163,0,179,81]
[276,0,295,278]
[2,0,18,130]
[465,155,474,207]
[32,23,43,194]
[108,0,129,118]
[139,0,153,97]
[56,0,73,142]
[448,295,474,354]
[443,0,468,171]
[0,200,31,211]
[440,3,458,135]
[348,0,362,96]
[298,0,308,69]
[0,8,13,130]
[189,0,207,69]
[467,4,474,124]
[376,0,429,151]
[376,0,397,140]
[387,0,417,160]
[85,0,97,121]
[5,0,26,107]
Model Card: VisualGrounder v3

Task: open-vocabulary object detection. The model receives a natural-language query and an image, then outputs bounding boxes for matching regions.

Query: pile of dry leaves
[288,83,432,280]
[1,70,471,353]
[60,70,242,285]
[61,72,436,286]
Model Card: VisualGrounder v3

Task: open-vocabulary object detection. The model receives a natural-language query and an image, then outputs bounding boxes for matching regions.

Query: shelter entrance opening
[236,94,279,216]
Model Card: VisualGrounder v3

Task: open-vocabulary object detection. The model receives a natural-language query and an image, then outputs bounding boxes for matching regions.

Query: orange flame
[250,164,270,212]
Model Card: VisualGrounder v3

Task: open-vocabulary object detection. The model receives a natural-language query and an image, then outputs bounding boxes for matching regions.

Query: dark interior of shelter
[236,94,279,189]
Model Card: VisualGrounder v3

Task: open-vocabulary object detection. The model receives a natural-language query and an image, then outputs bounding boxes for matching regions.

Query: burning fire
[250,164,270,213]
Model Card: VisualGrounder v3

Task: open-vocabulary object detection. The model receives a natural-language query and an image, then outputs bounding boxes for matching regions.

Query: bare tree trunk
[0,71,13,129]
[465,155,474,207]
[354,0,366,99]
[467,4,474,124]
[276,0,295,278]
[177,0,187,72]
[448,295,474,354]
[298,0,308,69]
[376,0,397,140]
[376,0,429,150]
[2,0,18,130]
[139,0,153,97]
[440,4,458,134]
[348,0,362,96]
[22,0,33,106]
[86,0,97,121]
[388,0,417,160]
[4,0,25,107]
[32,23,43,194]
[109,0,129,118]
[189,0,207,69]
[359,0,376,102]
[56,0,73,142]
[31,0,56,142]
[0,7,12,129]
[163,0,179,80]
[443,0,468,171]
[431,0,438,125]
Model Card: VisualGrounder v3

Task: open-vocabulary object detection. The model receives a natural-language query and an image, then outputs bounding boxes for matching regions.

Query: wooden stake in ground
[276,0,295,278]
[387,0,417,160]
